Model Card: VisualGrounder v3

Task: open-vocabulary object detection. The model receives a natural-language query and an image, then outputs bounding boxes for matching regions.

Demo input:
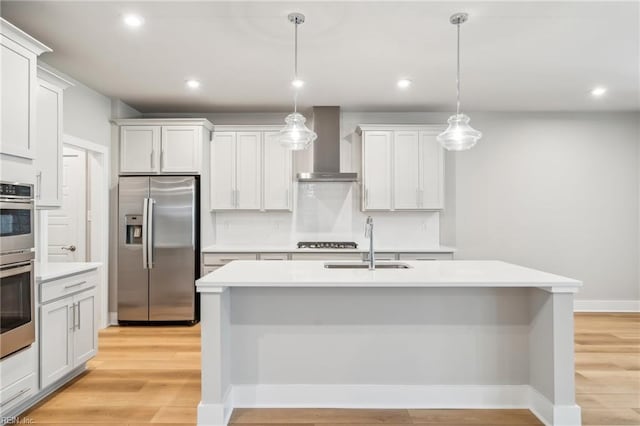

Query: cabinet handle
[160,147,165,170]
[235,189,240,208]
[64,280,86,290]
[0,388,29,407]
[76,301,81,330]
[150,150,154,169]
[36,171,42,200]
[70,303,76,331]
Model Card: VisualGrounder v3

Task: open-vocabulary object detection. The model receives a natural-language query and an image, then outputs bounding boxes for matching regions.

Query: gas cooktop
[297,241,358,250]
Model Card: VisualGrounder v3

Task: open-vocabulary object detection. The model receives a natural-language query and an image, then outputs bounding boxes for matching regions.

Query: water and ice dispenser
[125,215,143,245]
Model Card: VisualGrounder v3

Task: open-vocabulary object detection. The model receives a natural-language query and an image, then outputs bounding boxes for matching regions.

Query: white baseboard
[108,311,118,325]
[232,384,530,409]
[198,384,581,426]
[198,386,233,426]
[529,387,581,426]
[574,299,640,312]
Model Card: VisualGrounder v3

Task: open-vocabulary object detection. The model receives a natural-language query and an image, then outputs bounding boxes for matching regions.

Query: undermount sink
[324,262,412,269]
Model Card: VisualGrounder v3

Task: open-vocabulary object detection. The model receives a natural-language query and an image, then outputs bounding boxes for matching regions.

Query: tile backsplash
[214,182,440,248]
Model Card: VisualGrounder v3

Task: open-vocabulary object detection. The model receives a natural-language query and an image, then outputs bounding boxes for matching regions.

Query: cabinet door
[419,131,444,209]
[263,131,292,211]
[1,38,36,159]
[73,288,97,365]
[362,131,392,210]
[160,126,202,173]
[40,297,74,388]
[210,132,236,210]
[393,131,420,209]
[120,126,160,173]
[34,80,63,208]
[235,132,262,210]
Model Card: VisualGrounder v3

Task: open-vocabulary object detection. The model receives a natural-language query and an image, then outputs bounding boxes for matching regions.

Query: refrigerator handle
[142,198,149,269]
[148,198,155,268]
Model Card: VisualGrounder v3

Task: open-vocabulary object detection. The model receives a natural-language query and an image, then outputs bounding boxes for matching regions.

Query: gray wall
[452,112,639,302]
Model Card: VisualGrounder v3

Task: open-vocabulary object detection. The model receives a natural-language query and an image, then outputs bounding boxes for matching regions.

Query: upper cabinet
[113,119,214,175]
[34,66,73,209]
[358,125,445,211]
[0,18,52,159]
[210,126,292,212]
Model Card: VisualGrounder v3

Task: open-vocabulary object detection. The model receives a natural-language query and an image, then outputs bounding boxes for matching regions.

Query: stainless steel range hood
[296,106,358,182]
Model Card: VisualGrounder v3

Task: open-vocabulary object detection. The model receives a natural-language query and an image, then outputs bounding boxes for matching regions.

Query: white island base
[196,260,582,426]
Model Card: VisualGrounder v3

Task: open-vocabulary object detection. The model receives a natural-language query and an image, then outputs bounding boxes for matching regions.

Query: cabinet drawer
[40,269,98,304]
[364,252,397,261]
[0,346,35,392]
[291,253,363,261]
[0,373,36,416]
[203,253,257,266]
[399,253,454,261]
[202,265,220,276]
[259,253,289,261]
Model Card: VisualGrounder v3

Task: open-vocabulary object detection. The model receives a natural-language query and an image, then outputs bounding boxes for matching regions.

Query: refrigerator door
[118,177,150,321]
[148,176,197,321]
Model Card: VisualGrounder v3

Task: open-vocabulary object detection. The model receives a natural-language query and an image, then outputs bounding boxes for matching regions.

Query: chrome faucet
[365,216,374,270]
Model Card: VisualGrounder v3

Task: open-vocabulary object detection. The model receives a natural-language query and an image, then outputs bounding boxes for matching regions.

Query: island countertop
[196,260,581,292]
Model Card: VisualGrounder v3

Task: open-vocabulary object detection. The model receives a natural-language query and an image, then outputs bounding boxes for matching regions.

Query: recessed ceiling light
[185,79,201,89]
[291,79,305,88]
[590,86,607,97]
[397,79,412,89]
[123,14,144,28]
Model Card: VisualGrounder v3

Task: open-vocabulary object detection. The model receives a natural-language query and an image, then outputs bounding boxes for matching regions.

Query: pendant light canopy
[278,12,317,151]
[437,12,482,151]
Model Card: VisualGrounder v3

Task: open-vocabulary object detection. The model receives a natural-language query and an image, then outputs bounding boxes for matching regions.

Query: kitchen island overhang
[196,260,582,426]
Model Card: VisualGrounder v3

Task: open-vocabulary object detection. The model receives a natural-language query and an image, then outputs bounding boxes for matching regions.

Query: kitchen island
[196,260,582,426]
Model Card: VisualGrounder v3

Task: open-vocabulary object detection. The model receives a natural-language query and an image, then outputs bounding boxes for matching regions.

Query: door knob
[62,245,77,252]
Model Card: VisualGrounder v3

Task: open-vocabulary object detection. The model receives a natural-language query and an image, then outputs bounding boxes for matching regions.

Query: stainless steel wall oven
[0,182,35,359]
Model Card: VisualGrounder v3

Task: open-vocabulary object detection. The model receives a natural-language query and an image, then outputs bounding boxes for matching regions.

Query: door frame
[63,134,110,329]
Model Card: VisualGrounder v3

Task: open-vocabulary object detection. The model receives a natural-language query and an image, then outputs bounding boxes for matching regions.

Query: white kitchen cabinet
[235,132,262,210]
[419,130,444,209]
[262,131,292,210]
[210,126,292,212]
[0,347,37,417]
[114,119,213,175]
[34,67,73,208]
[161,126,202,173]
[39,270,98,389]
[0,19,51,159]
[120,126,160,173]
[358,125,445,211]
[361,131,392,210]
[393,131,420,209]
[210,132,237,210]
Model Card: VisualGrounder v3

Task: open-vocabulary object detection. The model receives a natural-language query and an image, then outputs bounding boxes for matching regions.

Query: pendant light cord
[293,20,299,113]
[456,21,461,116]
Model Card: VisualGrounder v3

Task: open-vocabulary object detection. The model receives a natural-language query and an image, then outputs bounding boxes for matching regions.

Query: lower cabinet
[40,285,97,389]
[0,347,37,416]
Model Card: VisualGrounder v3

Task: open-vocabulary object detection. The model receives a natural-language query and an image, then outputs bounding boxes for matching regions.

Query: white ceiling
[2,1,638,113]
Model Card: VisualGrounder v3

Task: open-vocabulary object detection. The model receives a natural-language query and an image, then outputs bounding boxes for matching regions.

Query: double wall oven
[0,182,35,359]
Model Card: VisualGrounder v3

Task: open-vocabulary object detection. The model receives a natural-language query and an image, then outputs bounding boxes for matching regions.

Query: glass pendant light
[437,12,482,151]
[278,12,317,150]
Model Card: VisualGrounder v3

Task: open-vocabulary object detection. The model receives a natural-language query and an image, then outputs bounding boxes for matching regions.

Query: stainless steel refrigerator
[117,176,199,323]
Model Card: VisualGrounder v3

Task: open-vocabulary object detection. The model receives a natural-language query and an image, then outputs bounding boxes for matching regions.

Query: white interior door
[48,145,87,262]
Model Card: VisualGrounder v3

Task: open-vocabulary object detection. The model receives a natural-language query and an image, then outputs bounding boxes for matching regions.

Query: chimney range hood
[296,106,358,182]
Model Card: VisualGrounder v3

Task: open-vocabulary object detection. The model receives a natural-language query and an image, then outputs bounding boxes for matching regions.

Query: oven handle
[0,261,32,278]
[0,200,34,209]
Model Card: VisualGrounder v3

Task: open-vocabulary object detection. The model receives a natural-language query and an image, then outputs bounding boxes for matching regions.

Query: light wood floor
[21,313,639,425]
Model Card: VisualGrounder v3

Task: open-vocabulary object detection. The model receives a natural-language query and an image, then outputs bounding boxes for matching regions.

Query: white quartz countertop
[201,244,456,253]
[36,262,101,282]
[196,260,581,292]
